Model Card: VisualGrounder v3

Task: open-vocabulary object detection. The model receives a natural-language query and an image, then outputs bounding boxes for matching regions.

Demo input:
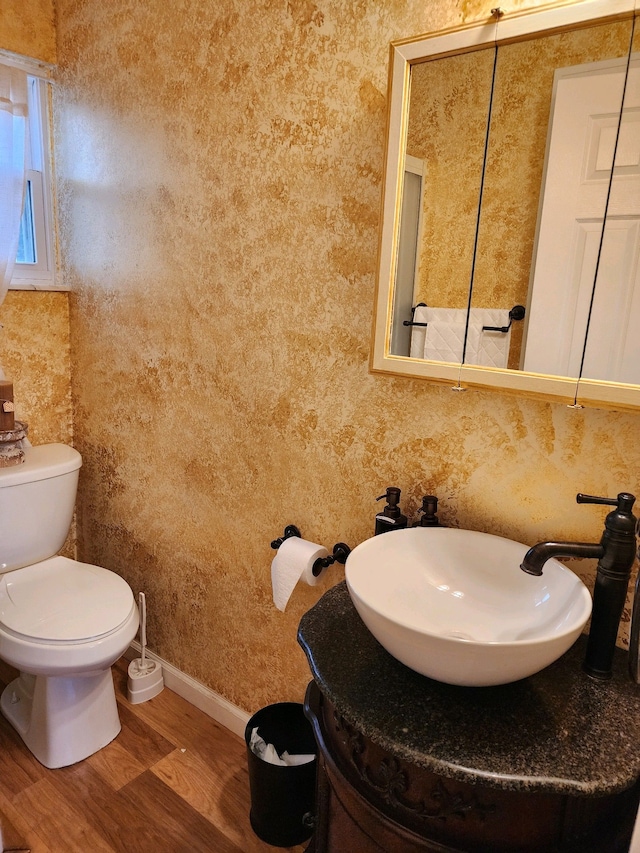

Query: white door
[523,57,640,382]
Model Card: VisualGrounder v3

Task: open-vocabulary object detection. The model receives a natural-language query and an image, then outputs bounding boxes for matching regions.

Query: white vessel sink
[345,527,592,687]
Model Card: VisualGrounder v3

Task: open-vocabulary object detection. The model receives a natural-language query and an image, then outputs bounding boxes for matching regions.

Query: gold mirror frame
[370,0,640,409]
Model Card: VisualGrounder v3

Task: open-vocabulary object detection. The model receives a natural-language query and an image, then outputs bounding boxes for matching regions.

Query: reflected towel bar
[482,304,526,333]
[403,304,526,331]
[403,303,428,327]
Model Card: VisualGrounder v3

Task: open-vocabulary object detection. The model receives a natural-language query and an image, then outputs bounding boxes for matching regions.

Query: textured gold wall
[52,0,640,714]
[0,292,72,445]
[0,0,56,63]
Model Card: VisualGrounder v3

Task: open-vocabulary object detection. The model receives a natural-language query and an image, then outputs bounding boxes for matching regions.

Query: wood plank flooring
[0,658,308,853]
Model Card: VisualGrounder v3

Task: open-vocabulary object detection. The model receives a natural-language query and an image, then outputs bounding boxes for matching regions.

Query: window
[11,73,56,289]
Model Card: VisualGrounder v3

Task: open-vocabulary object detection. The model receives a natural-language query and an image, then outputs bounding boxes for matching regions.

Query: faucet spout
[520,541,604,576]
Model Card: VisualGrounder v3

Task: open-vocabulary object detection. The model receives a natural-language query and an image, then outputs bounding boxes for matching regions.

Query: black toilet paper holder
[270,525,351,577]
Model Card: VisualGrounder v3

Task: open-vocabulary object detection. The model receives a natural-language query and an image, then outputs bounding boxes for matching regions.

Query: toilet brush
[127,592,164,704]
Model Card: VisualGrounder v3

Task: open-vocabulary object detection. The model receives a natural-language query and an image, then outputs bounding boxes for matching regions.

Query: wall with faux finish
[54,0,640,713]
[0,293,72,446]
[0,3,71,448]
[0,0,56,64]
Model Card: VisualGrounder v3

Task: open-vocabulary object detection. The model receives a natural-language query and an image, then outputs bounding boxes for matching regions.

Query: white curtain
[0,64,28,306]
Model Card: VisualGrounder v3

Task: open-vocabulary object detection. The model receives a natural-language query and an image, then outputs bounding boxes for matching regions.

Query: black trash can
[245,702,317,847]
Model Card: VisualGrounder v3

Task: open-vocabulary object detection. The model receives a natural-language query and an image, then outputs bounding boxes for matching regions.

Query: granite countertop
[297,581,640,796]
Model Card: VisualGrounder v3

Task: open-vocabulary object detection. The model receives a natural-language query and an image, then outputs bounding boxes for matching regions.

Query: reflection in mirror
[392,17,634,373]
[468,19,633,378]
[390,48,496,363]
[580,26,640,386]
[391,156,424,357]
[372,2,640,409]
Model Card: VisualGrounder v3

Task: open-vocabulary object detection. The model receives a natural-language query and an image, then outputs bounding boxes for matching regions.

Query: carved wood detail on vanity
[305,682,639,853]
[331,709,497,825]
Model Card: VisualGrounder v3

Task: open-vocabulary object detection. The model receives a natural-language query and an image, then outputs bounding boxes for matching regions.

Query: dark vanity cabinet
[298,583,640,853]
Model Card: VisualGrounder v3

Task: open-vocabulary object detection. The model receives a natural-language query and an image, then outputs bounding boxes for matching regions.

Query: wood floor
[0,658,308,853]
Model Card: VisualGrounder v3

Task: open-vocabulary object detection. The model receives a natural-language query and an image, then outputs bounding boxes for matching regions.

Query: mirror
[371,0,640,409]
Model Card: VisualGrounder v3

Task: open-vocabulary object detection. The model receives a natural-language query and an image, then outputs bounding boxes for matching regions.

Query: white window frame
[0,50,62,292]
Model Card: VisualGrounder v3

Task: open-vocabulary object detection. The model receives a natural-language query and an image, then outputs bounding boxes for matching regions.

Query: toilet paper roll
[271,537,329,612]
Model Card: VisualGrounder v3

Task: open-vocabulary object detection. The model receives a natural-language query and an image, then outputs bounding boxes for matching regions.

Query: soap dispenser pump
[415,495,442,527]
[375,487,408,535]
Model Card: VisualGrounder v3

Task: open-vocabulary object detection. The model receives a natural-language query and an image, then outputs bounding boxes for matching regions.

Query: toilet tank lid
[0,444,81,488]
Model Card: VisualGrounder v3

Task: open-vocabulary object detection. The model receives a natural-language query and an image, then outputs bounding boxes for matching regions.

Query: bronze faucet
[520,493,637,681]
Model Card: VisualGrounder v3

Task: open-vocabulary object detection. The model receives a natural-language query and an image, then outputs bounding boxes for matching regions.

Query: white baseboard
[126,643,250,739]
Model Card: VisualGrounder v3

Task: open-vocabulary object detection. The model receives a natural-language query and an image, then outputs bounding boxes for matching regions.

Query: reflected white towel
[409,305,429,358]
[465,309,511,368]
[419,307,512,366]
[423,308,468,363]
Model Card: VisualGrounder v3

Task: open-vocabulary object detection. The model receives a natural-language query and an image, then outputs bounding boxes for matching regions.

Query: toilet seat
[0,556,135,643]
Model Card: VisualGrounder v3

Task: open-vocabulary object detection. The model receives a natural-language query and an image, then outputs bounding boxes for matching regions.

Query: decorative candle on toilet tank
[0,381,15,431]
[0,380,27,468]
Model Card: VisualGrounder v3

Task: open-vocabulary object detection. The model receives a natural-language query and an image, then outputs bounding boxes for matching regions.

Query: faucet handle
[577,492,636,512]
[578,493,637,539]
[577,493,618,506]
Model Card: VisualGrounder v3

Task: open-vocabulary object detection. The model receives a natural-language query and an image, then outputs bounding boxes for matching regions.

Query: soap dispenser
[375,487,408,535]
[414,495,443,527]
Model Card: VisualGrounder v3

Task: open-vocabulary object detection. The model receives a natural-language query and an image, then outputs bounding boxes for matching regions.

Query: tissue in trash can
[249,727,315,766]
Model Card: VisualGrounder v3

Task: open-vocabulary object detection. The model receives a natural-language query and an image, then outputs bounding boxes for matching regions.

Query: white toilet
[0,443,139,769]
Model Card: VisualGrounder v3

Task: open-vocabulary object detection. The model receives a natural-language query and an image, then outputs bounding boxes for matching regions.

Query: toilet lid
[0,556,135,643]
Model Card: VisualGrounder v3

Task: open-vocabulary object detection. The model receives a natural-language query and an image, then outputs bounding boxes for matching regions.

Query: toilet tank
[0,443,81,574]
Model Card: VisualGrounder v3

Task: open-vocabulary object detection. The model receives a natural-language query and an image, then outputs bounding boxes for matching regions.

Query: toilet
[0,443,139,769]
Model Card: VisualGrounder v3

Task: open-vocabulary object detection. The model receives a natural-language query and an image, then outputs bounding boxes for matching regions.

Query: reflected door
[524,58,635,378]
[390,156,424,357]
[583,60,640,384]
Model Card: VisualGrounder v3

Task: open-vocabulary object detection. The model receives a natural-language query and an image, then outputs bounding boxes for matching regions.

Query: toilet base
[0,667,121,769]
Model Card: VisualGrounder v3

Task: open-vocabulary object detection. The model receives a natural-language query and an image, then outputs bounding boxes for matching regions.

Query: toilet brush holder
[127,657,164,704]
[127,592,164,704]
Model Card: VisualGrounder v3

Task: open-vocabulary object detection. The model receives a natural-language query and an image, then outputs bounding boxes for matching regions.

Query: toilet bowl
[0,444,139,768]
